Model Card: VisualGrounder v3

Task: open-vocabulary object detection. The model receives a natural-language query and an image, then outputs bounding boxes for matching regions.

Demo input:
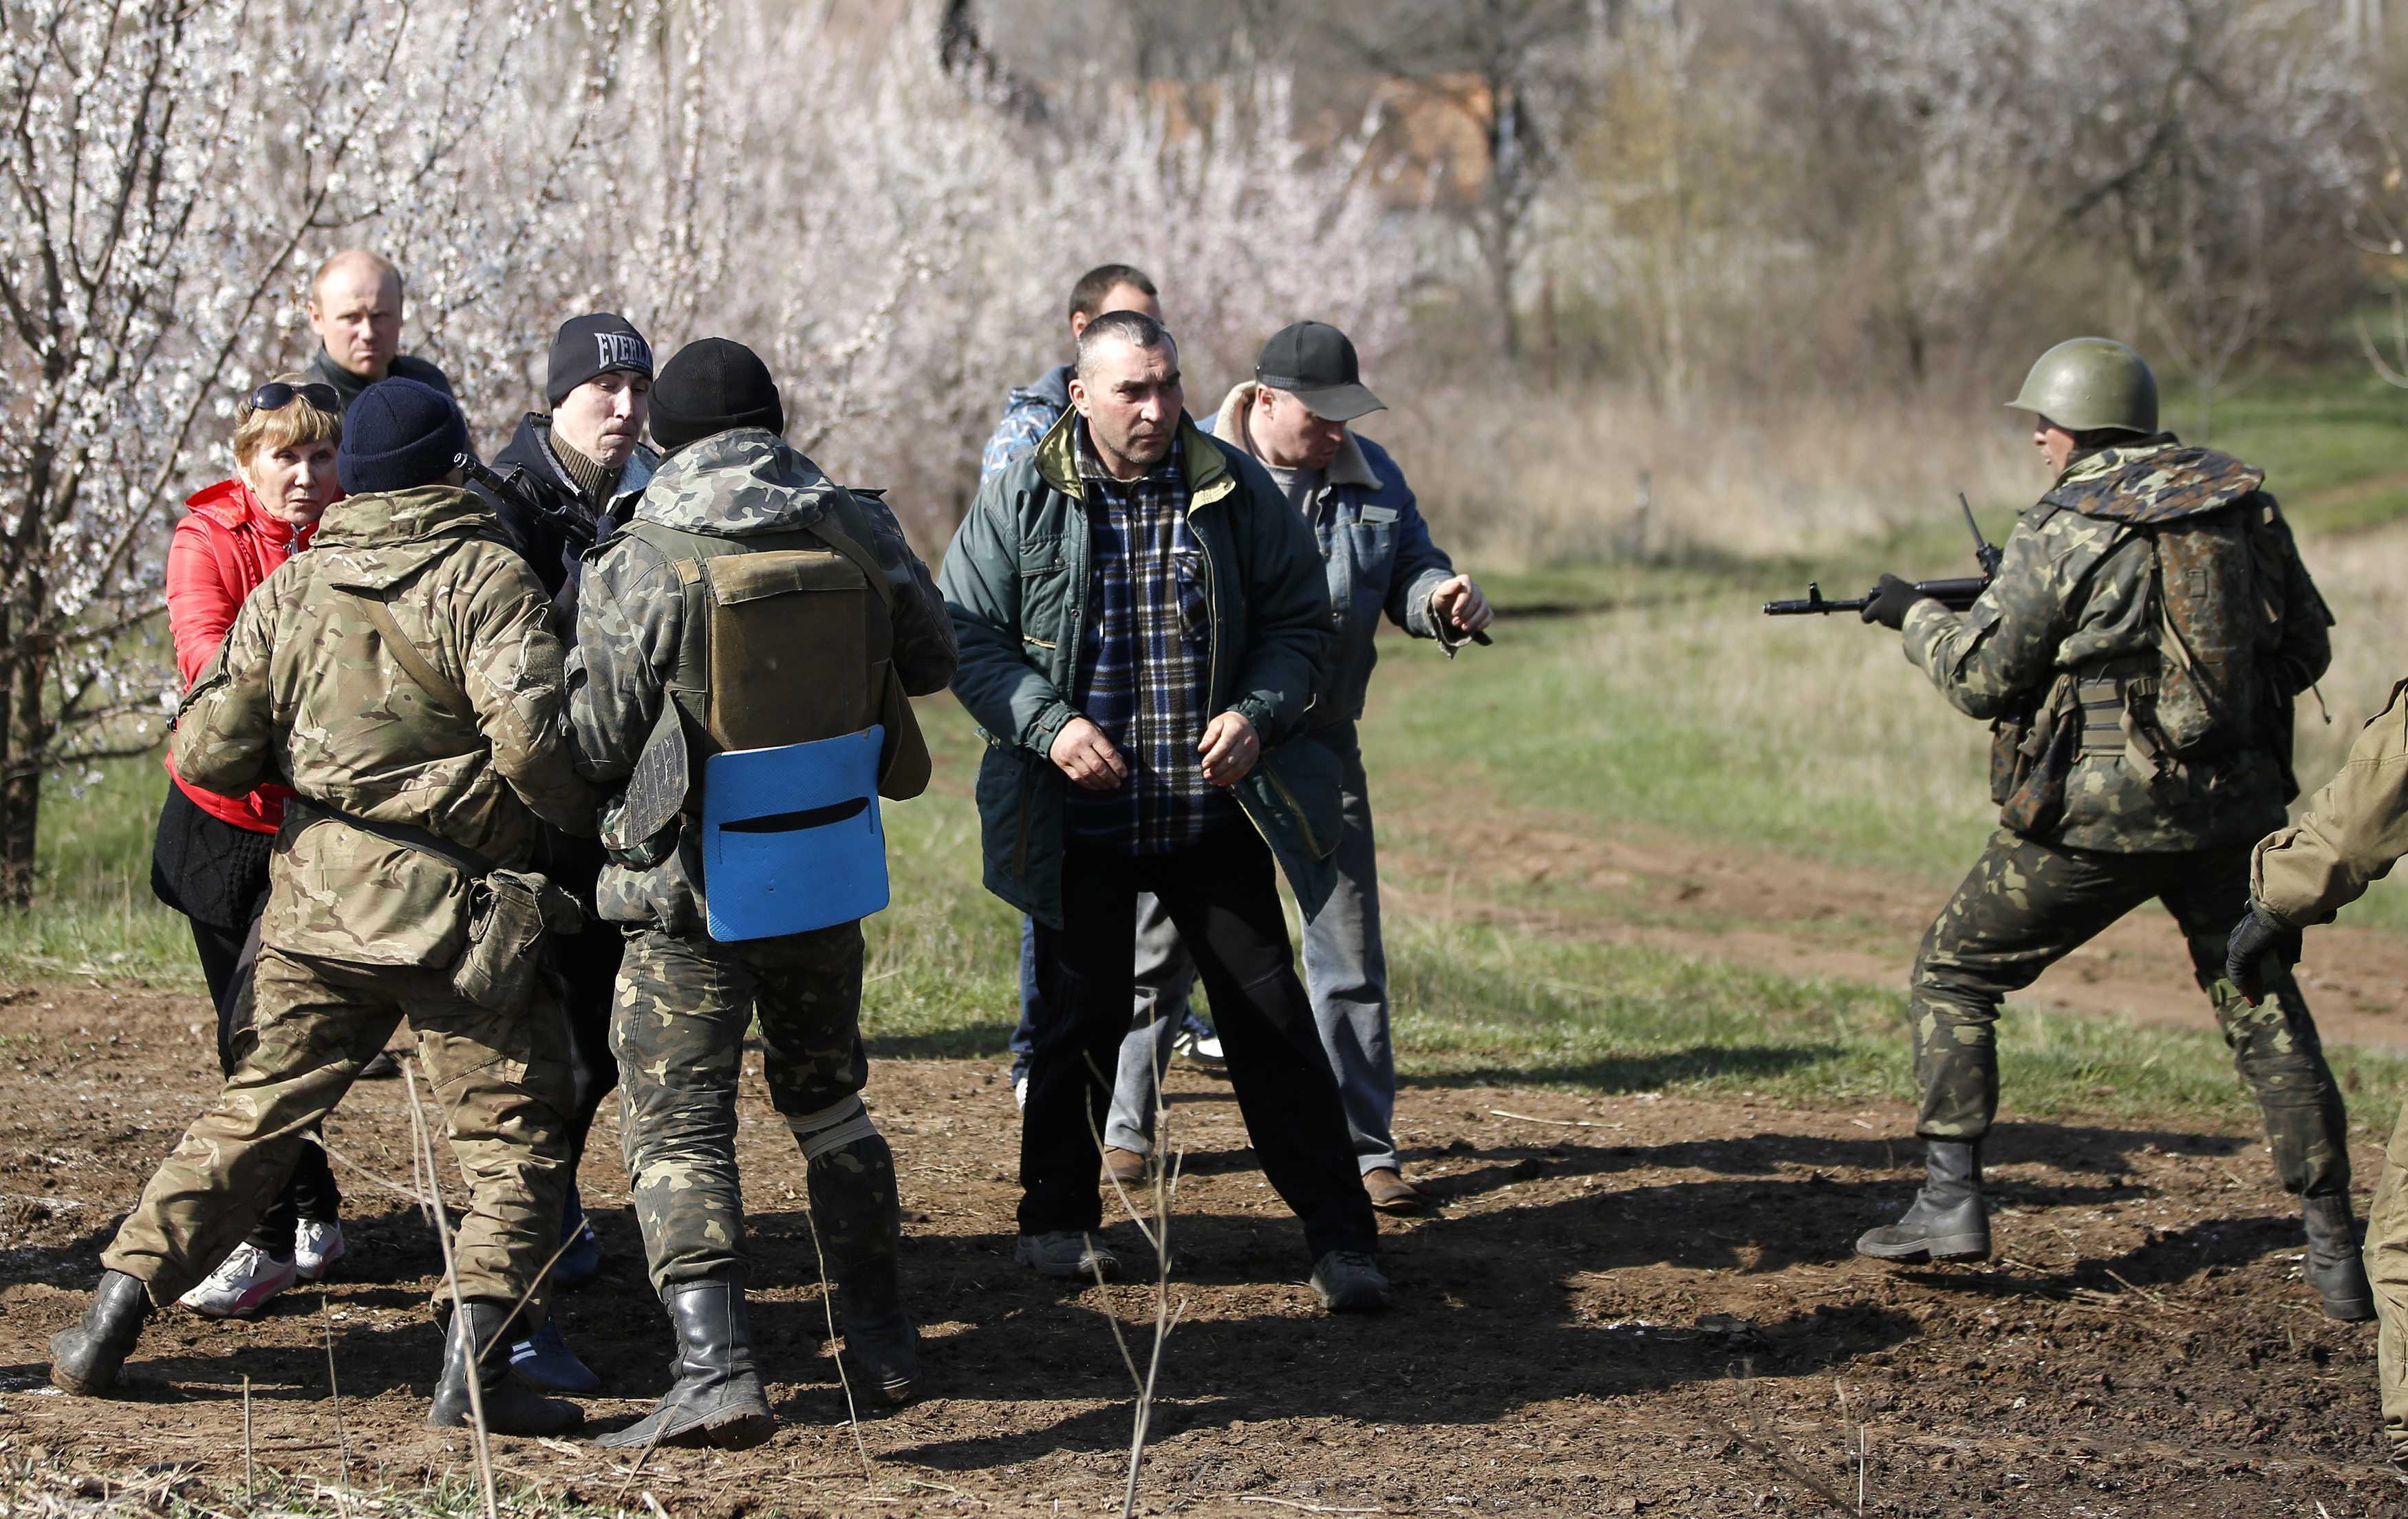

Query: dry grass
[1393,380,2034,566]
[2288,516,2408,782]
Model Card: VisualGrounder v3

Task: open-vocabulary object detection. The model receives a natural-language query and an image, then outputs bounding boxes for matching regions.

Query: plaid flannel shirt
[1065,422,1234,854]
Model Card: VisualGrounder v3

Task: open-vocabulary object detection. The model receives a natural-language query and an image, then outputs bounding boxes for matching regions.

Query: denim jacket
[1206,383,1459,729]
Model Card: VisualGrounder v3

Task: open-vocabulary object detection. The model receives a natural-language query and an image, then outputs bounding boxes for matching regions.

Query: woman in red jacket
[148,374,350,1318]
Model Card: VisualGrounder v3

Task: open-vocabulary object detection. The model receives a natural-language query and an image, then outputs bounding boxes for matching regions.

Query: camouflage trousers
[2367,1098,2408,1456]
[612,923,902,1308]
[104,947,575,1319]
[1912,828,2349,1198]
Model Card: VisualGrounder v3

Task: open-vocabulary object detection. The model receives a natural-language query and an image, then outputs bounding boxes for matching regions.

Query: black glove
[2226,903,2303,1004]
[1859,574,1926,630]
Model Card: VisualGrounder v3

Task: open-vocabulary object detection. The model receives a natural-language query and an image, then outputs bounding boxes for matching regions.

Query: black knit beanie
[338,378,469,496]
[649,338,784,455]
[546,312,654,407]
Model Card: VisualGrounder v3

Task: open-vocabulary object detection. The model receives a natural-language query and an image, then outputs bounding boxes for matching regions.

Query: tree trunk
[1539,261,1558,390]
[1489,217,1521,360]
[0,596,39,909]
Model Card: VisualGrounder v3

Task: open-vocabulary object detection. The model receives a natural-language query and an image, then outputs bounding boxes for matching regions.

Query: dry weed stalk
[400,1058,499,1519]
[1084,1047,1190,1519]
[605,1416,674,1510]
[798,1202,878,1480]
[319,1297,352,1517]
[1833,1378,1869,1516]
[1720,1363,1856,1516]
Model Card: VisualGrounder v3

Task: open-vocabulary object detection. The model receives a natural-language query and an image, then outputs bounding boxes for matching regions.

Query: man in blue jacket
[1186,321,1491,1214]
[939,311,1388,1311]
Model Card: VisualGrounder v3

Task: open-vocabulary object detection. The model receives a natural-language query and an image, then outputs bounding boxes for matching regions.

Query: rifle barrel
[1763,581,1869,615]
[1762,574,1988,616]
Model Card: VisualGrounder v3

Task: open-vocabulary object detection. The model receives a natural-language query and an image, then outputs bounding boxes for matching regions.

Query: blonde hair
[233,371,342,467]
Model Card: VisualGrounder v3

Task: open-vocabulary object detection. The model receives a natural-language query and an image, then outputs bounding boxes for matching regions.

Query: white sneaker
[294,1218,346,1282]
[178,1242,297,1319]
[1171,1028,1226,1068]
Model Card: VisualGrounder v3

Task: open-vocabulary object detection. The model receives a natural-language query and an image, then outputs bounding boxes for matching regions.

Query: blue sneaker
[552,1192,603,1289]
[508,1315,601,1395]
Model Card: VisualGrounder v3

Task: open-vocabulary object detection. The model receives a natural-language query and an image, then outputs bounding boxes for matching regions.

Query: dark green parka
[938,411,1341,929]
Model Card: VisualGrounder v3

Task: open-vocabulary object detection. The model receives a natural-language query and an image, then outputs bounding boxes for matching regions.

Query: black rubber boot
[594,1277,774,1450]
[1856,1139,1990,1263]
[428,1300,584,1436]
[808,1135,920,1406]
[49,1270,150,1395]
[2303,1194,2376,1322]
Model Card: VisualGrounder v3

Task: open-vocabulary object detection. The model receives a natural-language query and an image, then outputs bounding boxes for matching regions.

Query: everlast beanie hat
[337,378,470,497]
[649,337,784,455]
[1255,320,1384,422]
[546,312,655,408]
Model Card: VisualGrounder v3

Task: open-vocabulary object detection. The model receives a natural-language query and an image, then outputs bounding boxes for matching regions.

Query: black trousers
[1024,823,1375,1264]
[536,828,623,1176]
[154,783,341,1248]
[553,918,623,1166]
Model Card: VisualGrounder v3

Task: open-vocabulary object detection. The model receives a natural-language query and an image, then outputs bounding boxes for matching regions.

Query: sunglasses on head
[245,380,341,416]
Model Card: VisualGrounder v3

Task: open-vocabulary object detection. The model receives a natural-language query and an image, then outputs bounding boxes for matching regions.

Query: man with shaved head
[939,311,1390,1313]
[306,249,456,416]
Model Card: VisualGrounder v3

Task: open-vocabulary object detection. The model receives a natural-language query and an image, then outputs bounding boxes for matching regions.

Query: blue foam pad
[701,725,889,941]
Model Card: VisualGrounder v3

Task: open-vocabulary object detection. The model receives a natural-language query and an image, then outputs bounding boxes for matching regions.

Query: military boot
[595,1276,774,1450]
[49,1270,150,1395]
[428,1300,584,1436]
[1856,1139,1990,1263]
[2303,1194,2376,1322]
[808,1134,920,1406]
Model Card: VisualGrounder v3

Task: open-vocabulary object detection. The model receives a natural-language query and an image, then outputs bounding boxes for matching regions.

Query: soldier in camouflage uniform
[568,339,957,1450]
[50,380,597,1434]
[1851,338,2372,1322]
[2233,687,2408,1456]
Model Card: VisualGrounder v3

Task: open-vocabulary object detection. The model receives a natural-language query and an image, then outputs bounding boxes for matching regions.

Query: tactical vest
[615,508,931,852]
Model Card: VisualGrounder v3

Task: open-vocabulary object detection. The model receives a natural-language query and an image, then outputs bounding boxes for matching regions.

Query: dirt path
[1379,794,2408,1051]
[0,985,2402,1516]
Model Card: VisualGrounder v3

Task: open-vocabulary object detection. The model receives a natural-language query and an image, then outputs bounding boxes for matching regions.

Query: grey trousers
[1101,894,1199,1152]
[1106,725,1396,1175]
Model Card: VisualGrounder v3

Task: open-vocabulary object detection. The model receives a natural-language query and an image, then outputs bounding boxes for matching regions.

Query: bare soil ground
[1389,799,2408,1049]
[0,985,2403,1516]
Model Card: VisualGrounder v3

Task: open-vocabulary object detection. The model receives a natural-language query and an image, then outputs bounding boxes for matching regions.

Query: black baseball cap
[1254,320,1384,422]
[547,312,654,407]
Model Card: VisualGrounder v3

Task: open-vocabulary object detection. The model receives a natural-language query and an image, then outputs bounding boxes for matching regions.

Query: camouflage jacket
[1901,439,2322,854]
[173,485,597,967]
[568,428,957,933]
[2254,682,2408,927]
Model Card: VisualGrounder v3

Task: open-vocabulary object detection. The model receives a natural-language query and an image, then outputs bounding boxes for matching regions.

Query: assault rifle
[453,451,601,552]
[1762,494,2003,617]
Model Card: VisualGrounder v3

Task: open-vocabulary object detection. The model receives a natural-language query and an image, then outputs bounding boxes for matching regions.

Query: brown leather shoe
[1099,1147,1148,1186]
[1362,1167,1427,1214]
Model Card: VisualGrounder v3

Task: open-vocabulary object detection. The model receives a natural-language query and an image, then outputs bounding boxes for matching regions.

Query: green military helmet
[2004,337,2158,435]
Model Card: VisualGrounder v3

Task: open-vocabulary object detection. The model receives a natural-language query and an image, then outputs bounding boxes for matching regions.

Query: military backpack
[1993,446,2332,834]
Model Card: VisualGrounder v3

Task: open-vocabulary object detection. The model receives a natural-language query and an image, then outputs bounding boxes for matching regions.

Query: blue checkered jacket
[978,363,1073,486]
